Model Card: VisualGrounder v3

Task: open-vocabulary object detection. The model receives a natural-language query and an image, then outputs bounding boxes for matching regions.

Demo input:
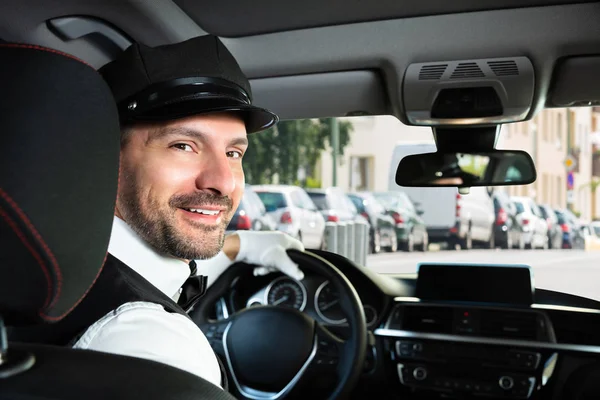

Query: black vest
[9,254,228,389]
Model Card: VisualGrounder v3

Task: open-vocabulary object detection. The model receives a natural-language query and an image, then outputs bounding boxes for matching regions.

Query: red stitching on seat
[42,250,108,322]
[0,206,53,310]
[0,43,93,69]
[0,188,62,310]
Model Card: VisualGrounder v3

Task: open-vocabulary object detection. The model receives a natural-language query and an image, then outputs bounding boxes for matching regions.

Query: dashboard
[227,275,379,328]
[205,251,600,400]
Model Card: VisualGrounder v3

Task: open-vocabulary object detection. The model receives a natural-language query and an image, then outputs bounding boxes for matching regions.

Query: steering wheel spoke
[312,323,345,369]
[199,319,231,356]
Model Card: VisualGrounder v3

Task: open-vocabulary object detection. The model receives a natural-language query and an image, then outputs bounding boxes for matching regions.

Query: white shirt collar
[108,216,191,298]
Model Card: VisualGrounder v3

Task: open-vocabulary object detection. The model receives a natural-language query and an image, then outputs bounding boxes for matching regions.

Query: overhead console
[376,264,558,399]
[403,57,535,126]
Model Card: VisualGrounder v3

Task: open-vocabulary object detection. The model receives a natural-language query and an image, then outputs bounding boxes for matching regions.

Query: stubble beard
[118,173,233,260]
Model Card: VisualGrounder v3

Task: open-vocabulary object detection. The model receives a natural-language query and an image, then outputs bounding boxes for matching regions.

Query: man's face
[117,113,248,260]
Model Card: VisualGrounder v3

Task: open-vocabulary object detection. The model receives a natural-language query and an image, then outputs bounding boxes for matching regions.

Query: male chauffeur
[68,35,305,389]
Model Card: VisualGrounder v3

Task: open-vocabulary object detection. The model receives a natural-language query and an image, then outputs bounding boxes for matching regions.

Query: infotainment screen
[415,263,534,306]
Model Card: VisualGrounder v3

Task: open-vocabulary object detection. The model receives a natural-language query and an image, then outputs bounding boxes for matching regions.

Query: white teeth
[188,208,220,216]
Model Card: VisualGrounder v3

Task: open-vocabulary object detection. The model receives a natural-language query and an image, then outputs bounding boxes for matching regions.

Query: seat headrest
[0,44,120,325]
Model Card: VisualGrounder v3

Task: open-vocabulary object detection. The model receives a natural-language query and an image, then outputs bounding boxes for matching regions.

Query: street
[367,249,600,302]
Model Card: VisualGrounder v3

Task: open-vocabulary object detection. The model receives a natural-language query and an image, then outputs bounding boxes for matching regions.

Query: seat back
[0,44,234,400]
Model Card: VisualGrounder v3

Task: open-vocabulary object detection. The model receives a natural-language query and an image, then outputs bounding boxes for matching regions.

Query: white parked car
[253,185,326,249]
[511,196,549,250]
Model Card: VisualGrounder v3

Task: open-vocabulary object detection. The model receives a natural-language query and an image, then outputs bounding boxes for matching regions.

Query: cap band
[118,76,251,121]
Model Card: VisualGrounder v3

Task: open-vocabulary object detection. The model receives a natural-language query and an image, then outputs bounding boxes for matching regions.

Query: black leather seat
[0,43,235,400]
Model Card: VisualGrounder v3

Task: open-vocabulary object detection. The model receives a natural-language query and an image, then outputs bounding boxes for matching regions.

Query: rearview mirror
[395,150,536,187]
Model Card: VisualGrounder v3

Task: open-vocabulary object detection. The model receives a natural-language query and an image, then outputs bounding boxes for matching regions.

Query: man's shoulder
[73,301,199,349]
[73,300,223,388]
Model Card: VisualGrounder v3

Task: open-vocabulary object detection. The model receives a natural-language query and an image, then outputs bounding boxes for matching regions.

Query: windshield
[514,201,525,214]
[256,191,287,210]
[347,194,365,213]
[244,112,600,302]
[307,192,328,210]
[374,192,412,211]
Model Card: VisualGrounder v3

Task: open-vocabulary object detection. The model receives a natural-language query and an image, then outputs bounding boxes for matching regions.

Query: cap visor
[122,97,278,134]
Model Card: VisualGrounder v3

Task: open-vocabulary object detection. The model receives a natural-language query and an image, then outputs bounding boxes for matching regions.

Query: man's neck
[113,213,190,264]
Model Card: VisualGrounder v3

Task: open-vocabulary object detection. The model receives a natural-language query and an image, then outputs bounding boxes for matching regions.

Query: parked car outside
[583,222,600,251]
[511,196,549,249]
[226,184,277,233]
[306,187,368,224]
[538,204,563,249]
[372,191,428,252]
[492,191,524,250]
[254,185,325,249]
[347,192,397,254]
[554,209,585,249]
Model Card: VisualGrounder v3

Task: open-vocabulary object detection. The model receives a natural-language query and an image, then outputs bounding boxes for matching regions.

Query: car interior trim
[393,296,600,315]
[375,328,600,355]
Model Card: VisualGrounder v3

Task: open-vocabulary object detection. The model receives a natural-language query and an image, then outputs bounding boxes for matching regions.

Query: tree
[580,177,600,219]
[243,118,353,185]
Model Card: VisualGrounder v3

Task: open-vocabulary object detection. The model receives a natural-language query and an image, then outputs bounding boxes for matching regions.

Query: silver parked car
[511,196,549,250]
[254,185,326,249]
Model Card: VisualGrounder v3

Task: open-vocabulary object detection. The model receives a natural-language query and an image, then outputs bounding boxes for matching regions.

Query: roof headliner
[1,1,599,124]
[175,0,596,37]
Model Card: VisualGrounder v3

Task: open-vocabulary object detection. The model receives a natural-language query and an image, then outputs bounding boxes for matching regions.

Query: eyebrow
[148,126,248,147]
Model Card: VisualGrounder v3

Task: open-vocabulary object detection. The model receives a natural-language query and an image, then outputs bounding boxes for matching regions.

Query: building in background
[317,116,433,192]
[501,108,596,221]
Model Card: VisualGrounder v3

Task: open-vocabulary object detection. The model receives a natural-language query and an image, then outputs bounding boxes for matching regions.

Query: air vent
[488,60,519,76]
[402,306,453,334]
[480,310,538,340]
[418,64,448,80]
[450,62,485,79]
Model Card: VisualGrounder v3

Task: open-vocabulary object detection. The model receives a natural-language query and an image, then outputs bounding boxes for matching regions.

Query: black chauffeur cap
[99,35,278,133]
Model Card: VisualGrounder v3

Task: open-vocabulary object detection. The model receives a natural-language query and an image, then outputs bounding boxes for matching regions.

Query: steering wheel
[189,249,367,400]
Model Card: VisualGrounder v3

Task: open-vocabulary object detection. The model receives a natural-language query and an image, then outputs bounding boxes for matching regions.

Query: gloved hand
[195,231,305,287]
[235,231,305,280]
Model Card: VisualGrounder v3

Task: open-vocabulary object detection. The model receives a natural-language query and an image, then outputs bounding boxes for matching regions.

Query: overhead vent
[480,310,538,340]
[402,306,453,334]
[418,64,447,80]
[403,56,534,126]
[450,62,484,79]
[488,60,519,77]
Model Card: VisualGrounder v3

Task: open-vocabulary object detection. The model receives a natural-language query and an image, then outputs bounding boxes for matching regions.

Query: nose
[194,150,237,196]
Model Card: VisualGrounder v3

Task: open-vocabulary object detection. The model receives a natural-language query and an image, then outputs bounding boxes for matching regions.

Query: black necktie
[177,260,208,312]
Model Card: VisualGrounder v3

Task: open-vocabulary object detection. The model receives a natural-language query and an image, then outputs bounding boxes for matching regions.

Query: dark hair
[120,125,134,147]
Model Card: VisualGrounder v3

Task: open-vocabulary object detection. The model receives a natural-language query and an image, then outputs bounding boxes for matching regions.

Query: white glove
[236,231,305,281]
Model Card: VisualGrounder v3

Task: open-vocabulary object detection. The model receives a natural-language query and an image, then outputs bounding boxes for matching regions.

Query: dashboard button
[499,376,514,390]
[413,367,428,381]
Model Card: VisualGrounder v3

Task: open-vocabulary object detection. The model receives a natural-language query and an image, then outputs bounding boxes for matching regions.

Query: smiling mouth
[181,208,222,216]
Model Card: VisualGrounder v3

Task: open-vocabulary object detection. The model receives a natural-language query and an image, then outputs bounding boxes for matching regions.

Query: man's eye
[227,151,243,159]
[172,144,194,152]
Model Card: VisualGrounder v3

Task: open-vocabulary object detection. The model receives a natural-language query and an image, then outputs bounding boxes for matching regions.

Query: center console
[396,338,542,398]
[375,263,558,399]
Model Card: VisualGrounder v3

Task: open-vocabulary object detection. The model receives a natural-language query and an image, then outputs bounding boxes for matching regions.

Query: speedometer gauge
[265,277,307,311]
[315,281,347,324]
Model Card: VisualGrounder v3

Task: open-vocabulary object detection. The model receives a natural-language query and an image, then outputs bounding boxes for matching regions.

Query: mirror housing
[395,149,536,188]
